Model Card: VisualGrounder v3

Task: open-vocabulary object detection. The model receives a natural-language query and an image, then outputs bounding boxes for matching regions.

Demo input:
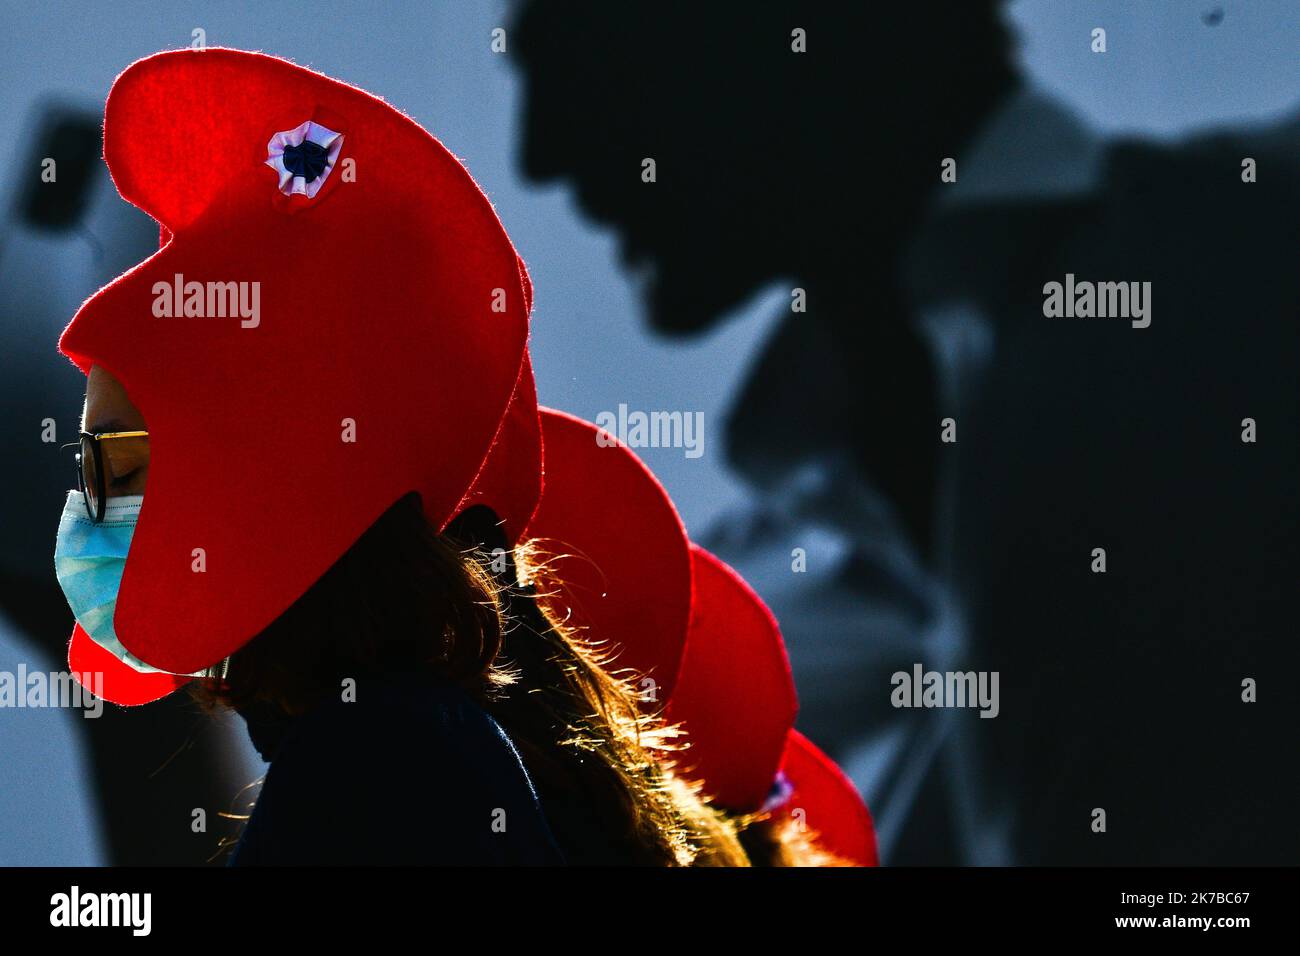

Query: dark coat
[230,672,565,865]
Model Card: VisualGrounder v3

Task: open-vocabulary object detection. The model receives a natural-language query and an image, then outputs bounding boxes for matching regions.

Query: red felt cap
[781,730,879,866]
[59,49,530,689]
[667,545,877,864]
[522,409,692,703]
[666,545,797,812]
[454,352,543,546]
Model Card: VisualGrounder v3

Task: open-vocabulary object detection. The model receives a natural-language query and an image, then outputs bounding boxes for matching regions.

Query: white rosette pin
[265,120,344,198]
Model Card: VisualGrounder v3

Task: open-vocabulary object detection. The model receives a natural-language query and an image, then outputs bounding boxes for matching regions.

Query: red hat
[780,730,879,866]
[522,409,692,704]
[454,353,543,547]
[666,545,797,812]
[61,49,532,701]
[668,545,878,865]
[454,253,544,547]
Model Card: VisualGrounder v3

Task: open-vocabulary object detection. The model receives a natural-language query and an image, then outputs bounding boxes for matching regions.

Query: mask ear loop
[202,656,231,681]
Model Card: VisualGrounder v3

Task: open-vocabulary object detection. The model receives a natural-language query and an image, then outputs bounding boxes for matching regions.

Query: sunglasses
[65,430,149,523]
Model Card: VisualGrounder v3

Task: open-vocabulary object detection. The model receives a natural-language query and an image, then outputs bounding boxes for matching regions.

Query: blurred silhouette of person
[0,104,249,864]
[913,110,1300,865]
[514,3,1015,556]
[514,0,1300,864]
[513,0,1018,863]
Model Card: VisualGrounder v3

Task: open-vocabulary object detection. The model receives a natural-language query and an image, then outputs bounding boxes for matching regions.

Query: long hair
[190,492,748,866]
[735,814,857,867]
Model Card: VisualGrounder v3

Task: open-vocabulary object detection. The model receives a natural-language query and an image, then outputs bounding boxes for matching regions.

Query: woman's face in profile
[83,365,149,498]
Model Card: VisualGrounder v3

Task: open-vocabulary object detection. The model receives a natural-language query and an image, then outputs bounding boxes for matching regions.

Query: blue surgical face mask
[53,490,207,677]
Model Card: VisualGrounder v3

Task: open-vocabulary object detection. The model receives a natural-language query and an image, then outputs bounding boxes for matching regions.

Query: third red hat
[522,408,692,703]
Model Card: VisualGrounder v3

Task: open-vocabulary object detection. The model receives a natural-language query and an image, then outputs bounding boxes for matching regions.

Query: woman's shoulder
[286,673,515,759]
[230,673,565,865]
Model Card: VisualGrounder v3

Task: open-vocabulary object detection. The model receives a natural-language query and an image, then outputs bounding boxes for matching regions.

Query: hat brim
[666,545,797,811]
[67,623,192,706]
[59,49,529,674]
